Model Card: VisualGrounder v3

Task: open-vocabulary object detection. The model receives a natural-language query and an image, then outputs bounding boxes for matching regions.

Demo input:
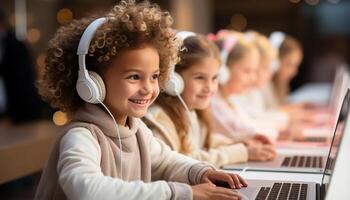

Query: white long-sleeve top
[229,89,289,132]
[211,92,279,141]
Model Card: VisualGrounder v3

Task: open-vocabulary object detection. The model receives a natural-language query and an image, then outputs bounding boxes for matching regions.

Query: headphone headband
[77,17,108,71]
[269,31,286,73]
[218,35,238,85]
[269,31,286,51]
[76,17,108,104]
[163,31,196,96]
[176,31,196,42]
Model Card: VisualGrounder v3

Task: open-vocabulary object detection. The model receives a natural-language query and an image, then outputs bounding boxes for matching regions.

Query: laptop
[232,103,349,200]
[324,102,350,199]
[301,66,349,141]
[223,89,350,174]
[328,65,349,115]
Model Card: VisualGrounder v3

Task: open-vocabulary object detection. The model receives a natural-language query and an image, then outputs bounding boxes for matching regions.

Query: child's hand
[246,143,276,161]
[192,183,242,200]
[200,169,248,189]
[252,134,274,145]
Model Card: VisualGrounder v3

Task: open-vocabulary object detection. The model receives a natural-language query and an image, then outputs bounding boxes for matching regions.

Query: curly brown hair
[38,0,180,114]
[155,34,221,154]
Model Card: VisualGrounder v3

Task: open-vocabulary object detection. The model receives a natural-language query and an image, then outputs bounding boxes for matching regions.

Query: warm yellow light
[229,14,247,31]
[53,111,68,126]
[57,8,73,25]
[36,53,46,68]
[27,28,41,43]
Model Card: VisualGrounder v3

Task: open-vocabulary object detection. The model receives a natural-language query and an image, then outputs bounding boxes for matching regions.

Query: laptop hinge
[316,184,321,200]
[320,184,326,200]
[317,184,327,200]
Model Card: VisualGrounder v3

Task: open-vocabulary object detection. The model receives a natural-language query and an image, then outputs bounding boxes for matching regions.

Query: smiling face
[179,56,220,111]
[278,49,302,82]
[225,47,260,93]
[101,44,160,124]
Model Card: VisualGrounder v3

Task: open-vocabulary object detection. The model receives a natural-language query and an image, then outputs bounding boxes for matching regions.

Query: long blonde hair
[156,34,220,154]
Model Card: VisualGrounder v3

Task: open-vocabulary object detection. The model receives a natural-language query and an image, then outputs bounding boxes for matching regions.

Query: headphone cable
[98,100,123,180]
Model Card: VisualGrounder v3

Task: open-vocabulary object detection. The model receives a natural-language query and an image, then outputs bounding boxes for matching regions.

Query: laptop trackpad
[235,186,259,199]
[234,180,269,199]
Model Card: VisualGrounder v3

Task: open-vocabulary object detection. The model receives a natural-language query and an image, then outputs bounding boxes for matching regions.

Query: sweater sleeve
[139,119,216,199]
[144,108,248,167]
[148,134,215,184]
[58,127,174,200]
[187,143,248,168]
[140,117,216,182]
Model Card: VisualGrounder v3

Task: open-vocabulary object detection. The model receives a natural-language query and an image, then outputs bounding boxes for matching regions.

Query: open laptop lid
[325,100,350,199]
[328,66,345,108]
[320,89,350,198]
[329,65,349,115]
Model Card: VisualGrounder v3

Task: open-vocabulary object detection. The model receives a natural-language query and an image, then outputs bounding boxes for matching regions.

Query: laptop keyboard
[255,182,308,200]
[281,156,323,168]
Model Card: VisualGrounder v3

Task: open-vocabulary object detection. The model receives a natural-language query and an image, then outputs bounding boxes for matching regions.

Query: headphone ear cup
[76,72,97,104]
[88,71,106,102]
[164,72,184,96]
[218,65,230,85]
[270,59,280,73]
[174,72,184,94]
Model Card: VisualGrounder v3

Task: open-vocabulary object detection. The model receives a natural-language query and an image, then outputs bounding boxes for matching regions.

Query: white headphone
[76,17,107,104]
[76,17,124,179]
[218,36,237,85]
[269,31,285,73]
[163,31,196,96]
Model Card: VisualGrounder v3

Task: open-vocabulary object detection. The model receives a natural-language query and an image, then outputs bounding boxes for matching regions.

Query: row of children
[34,1,319,199]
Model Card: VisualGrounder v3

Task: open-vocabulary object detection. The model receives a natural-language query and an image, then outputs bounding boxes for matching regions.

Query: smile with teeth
[197,94,211,99]
[129,99,149,105]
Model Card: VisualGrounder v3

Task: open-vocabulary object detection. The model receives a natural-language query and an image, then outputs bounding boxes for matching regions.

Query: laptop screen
[321,88,350,187]
[329,66,347,111]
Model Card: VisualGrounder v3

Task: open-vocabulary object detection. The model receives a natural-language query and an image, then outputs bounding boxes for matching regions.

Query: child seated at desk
[34,1,246,199]
[269,31,334,140]
[144,33,276,168]
[211,30,279,142]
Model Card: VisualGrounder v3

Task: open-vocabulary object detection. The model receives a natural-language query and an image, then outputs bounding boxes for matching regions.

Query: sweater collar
[72,104,138,138]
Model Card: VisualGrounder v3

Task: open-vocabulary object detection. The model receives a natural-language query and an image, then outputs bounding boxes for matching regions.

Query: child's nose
[141,80,153,94]
[205,81,215,92]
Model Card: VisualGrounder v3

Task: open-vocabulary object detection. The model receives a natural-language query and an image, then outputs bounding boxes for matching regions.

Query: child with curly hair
[34,1,246,200]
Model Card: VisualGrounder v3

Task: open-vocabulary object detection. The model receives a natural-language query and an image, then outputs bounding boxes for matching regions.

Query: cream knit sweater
[34,104,214,200]
[144,104,248,168]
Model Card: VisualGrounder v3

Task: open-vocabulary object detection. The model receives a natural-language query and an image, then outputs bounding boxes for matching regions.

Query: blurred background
[1,0,350,199]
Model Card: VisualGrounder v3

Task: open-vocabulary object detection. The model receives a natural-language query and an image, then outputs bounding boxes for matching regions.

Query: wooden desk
[0,120,62,184]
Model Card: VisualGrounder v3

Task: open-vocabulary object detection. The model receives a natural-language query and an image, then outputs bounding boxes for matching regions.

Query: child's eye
[213,74,218,81]
[195,76,205,80]
[127,75,140,80]
[152,74,159,80]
